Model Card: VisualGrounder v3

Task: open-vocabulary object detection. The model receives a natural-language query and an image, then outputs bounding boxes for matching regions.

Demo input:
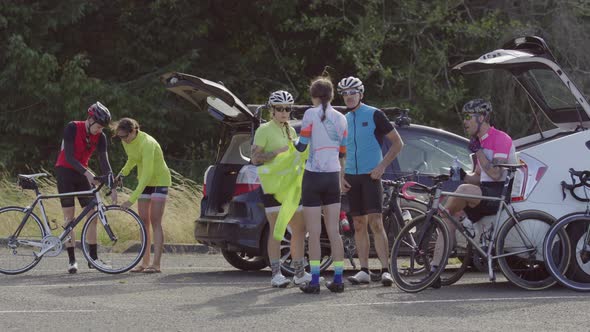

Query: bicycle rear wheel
[390,214,450,293]
[496,210,570,290]
[0,207,45,274]
[544,215,590,291]
[81,206,147,274]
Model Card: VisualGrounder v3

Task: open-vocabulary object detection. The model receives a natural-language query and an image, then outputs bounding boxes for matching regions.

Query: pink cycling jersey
[479,127,517,182]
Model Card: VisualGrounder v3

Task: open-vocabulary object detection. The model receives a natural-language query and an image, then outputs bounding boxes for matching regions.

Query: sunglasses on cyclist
[340,89,360,96]
[463,113,480,121]
[273,106,292,113]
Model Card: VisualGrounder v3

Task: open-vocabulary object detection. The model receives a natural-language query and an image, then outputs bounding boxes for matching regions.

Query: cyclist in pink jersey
[426,99,517,288]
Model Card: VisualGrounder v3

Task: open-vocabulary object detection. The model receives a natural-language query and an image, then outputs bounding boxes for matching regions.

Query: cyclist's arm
[128,142,156,204]
[251,145,277,165]
[375,111,403,170]
[63,122,88,175]
[96,133,113,176]
[475,150,506,181]
[295,111,312,153]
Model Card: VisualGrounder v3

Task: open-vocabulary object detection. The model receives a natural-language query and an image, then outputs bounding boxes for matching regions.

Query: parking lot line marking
[0,310,102,314]
[276,295,589,309]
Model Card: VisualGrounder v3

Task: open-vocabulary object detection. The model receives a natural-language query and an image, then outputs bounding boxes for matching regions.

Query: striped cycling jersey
[299,104,348,172]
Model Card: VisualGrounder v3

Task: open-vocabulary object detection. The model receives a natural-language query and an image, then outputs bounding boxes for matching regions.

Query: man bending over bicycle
[54,102,115,274]
[429,99,517,288]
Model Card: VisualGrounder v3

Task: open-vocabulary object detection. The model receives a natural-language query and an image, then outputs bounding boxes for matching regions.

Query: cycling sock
[361,267,369,274]
[67,247,76,264]
[293,259,305,279]
[430,265,438,273]
[270,260,281,277]
[89,244,98,260]
[310,260,321,285]
[381,267,390,274]
[333,261,344,284]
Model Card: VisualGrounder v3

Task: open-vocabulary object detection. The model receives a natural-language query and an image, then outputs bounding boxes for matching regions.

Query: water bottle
[339,211,351,233]
[461,216,475,238]
[451,157,461,181]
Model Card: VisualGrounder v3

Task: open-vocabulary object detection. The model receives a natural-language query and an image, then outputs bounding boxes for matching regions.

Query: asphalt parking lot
[1,253,588,331]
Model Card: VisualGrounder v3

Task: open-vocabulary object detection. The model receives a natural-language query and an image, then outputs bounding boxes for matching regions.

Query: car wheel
[221,249,268,271]
[279,226,333,276]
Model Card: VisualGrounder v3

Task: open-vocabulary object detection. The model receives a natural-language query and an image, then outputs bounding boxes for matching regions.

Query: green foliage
[1,1,589,178]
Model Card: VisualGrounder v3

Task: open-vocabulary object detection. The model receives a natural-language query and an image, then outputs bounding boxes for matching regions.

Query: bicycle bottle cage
[561,168,590,202]
[18,177,38,191]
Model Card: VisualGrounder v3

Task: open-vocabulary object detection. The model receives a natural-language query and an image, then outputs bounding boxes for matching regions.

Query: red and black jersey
[55,121,111,175]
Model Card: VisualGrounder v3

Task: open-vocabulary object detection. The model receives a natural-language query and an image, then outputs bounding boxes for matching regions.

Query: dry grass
[0,170,202,244]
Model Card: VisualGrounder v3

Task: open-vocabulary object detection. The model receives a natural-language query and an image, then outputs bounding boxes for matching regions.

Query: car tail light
[511,153,547,202]
[233,165,261,197]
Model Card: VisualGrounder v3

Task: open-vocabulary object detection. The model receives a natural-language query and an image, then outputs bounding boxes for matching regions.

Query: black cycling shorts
[464,181,505,222]
[345,174,383,216]
[262,193,281,209]
[55,166,93,208]
[301,170,340,207]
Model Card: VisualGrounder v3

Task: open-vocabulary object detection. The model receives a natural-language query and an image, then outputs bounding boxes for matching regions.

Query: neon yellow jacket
[119,131,172,203]
[258,143,308,241]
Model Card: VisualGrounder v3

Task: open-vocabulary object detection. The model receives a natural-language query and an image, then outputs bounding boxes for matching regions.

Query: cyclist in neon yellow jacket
[112,118,171,273]
[252,90,309,288]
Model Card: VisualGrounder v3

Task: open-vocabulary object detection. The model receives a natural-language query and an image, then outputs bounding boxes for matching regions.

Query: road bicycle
[390,164,571,292]
[0,173,147,274]
[544,168,590,291]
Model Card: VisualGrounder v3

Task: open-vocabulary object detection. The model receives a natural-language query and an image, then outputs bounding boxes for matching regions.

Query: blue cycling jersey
[344,104,394,174]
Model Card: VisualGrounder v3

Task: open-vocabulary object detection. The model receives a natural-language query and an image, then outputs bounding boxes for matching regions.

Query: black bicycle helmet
[87,101,111,126]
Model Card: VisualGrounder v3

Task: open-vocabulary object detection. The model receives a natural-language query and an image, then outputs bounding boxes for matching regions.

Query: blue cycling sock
[333,261,344,284]
[310,260,320,285]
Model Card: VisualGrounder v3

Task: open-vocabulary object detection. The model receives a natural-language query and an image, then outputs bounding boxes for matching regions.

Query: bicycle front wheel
[496,210,570,290]
[81,206,147,274]
[544,215,590,291]
[390,214,450,293]
[0,206,46,274]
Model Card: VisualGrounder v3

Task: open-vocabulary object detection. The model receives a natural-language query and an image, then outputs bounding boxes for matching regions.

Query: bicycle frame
[413,169,537,281]
[11,183,116,258]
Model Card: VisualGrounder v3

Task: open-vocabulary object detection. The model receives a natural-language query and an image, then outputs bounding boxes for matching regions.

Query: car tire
[221,249,268,271]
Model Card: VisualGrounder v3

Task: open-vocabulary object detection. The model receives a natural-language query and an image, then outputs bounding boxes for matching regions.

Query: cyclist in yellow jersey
[252,90,309,288]
[111,118,172,273]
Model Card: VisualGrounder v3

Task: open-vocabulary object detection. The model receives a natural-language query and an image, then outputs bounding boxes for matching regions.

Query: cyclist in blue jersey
[338,76,404,286]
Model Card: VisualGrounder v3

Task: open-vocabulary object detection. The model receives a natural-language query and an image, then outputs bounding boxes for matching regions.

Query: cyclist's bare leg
[432,184,482,265]
[352,215,370,269]
[85,209,98,245]
[62,207,76,248]
[265,211,281,261]
[368,213,388,269]
[148,198,166,269]
[323,203,343,262]
[289,210,306,261]
[303,206,322,261]
[137,199,152,268]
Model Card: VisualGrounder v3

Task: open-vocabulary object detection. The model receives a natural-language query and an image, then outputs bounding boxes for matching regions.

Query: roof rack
[247,104,412,127]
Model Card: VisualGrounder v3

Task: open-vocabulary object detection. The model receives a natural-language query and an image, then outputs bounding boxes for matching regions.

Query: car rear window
[219,133,252,165]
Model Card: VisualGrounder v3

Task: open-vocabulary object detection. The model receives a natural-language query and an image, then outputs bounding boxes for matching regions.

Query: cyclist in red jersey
[54,101,114,274]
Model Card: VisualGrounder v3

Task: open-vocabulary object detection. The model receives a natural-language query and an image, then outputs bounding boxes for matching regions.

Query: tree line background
[2,0,590,181]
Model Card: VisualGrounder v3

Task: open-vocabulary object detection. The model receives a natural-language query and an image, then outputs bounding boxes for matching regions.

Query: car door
[161,72,256,217]
[453,36,590,130]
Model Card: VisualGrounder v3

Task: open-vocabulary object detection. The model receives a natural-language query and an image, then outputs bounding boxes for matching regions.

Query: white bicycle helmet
[268,90,294,105]
[337,76,365,94]
[462,99,492,114]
